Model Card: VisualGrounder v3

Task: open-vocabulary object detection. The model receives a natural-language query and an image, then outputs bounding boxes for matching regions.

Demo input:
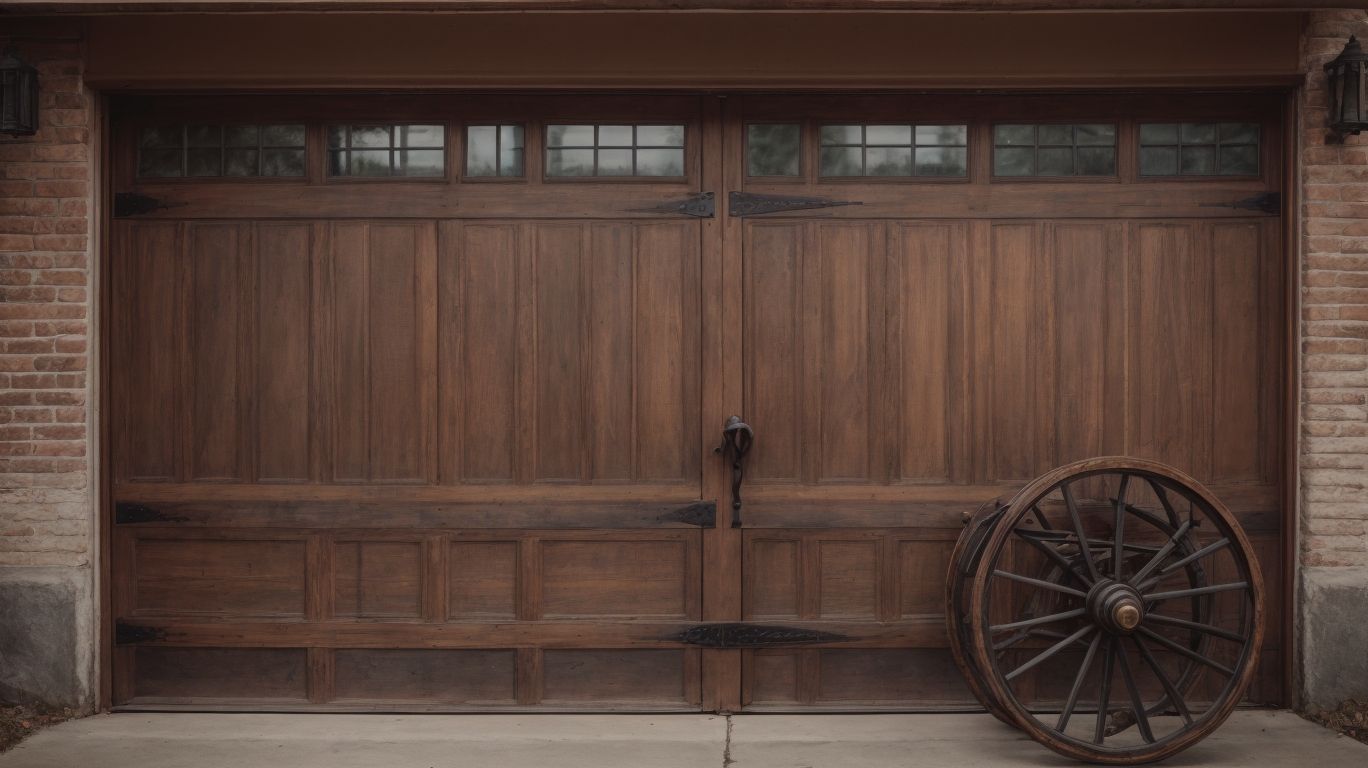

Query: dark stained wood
[108,90,1286,711]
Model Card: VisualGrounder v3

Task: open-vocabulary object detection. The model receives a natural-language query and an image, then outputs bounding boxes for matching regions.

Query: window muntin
[138,124,306,178]
[545,124,685,178]
[466,125,525,178]
[993,124,1116,178]
[818,124,967,178]
[1139,122,1259,177]
[327,124,445,178]
[746,123,801,177]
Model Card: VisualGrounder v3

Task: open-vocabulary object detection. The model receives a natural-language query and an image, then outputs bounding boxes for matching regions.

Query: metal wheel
[965,457,1264,765]
[946,497,1015,725]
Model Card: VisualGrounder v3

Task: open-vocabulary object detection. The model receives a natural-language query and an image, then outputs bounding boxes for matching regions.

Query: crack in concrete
[722,715,735,768]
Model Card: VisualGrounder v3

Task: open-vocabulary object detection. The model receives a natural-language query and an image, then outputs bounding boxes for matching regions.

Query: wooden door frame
[94,85,1300,713]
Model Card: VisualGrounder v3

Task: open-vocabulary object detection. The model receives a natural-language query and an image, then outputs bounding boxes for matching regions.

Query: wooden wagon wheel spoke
[992,569,1088,598]
[1136,627,1236,677]
[1062,482,1102,582]
[1055,632,1103,732]
[1145,612,1246,643]
[1005,624,1096,682]
[959,458,1265,764]
[1114,639,1156,743]
[1133,635,1195,725]
[1144,581,1249,602]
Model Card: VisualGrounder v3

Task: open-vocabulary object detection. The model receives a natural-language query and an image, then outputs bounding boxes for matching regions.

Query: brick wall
[0,23,92,571]
[1301,10,1368,570]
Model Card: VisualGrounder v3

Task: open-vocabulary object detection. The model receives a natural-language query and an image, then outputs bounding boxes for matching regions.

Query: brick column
[1299,10,1368,713]
[0,20,95,709]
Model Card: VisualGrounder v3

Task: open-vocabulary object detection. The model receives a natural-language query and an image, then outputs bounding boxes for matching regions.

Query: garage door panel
[186,222,250,482]
[333,540,425,619]
[541,537,698,619]
[448,540,518,619]
[333,649,517,705]
[131,537,307,617]
[542,649,699,705]
[254,223,315,483]
[129,647,310,704]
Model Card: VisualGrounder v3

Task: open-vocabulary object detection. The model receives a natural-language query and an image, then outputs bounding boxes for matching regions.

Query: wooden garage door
[107,92,1287,712]
[725,93,1286,710]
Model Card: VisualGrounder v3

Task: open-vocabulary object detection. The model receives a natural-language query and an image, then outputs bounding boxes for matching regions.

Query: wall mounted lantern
[0,47,39,137]
[1326,35,1368,138]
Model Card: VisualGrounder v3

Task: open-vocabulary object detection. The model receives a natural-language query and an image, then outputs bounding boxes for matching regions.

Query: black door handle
[716,415,753,528]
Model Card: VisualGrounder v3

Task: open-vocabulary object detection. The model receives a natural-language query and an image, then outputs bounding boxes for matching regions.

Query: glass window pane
[547,125,594,148]
[186,148,221,177]
[916,147,967,176]
[1219,123,1259,145]
[820,146,862,176]
[1140,146,1179,176]
[262,149,305,177]
[546,148,594,177]
[994,146,1034,176]
[141,126,182,148]
[917,125,967,146]
[349,150,391,176]
[401,149,444,177]
[350,127,391,149]
[466,126,499,177]
[262,125,305,147]
[1180,123,1217,144]
[1180,146,1216,175]
[328,150,347,176]
[598,126,634,147]
[138,148,183,177]
[500,125,525,150]
[994,125,1034,146]
[1075,147,1116,176]
[865,146,913,176]
[399,125,444,148]
[1037,125,1073,146]
[224,125,259,147]
[327,126,348,148]
[186,125,221,148]
[637,148,684,176]
[596,148,634,176]
[865,125,912,146]
[637,125,684,147]
[1139,123,1178,145]
[1037,147,1073,176]
[1219,144,1259,175]
[501,145,525,177]
[820,125,862,145]
[1076,124,1116,146]
[747,124,801,177]
[224,149,258,177]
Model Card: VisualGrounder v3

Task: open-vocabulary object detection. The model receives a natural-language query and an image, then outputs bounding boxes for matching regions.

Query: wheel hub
[1087,580,1145,634]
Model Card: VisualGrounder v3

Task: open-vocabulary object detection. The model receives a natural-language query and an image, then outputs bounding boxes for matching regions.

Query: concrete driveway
[1,710,1364,767]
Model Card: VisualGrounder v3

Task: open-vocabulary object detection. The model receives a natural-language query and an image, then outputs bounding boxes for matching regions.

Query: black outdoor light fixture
[1326,35,1368,138]
[0,47,39,137]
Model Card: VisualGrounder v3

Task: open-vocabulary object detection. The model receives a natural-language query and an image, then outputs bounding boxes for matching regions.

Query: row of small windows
[137,121,1261,180]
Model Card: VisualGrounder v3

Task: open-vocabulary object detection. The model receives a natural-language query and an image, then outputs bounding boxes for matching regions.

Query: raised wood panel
[332,650,516,704]
[114,222,181,482]
[334,540,424,619]
[448,540,518,619]
[541,537,697,619]
[186,222,249,482]
[132,538,306,617]
[254,223,314,483]
[541,650,695,704]
[130,648,309,703]
[743,223,803,483]
[1211,221,1266,483]
[532,224,586,481]
[984,223,1040,483]
[331,221,438,484]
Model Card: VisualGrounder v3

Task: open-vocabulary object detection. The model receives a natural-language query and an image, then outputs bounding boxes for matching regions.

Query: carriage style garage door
[108,92,1287,711]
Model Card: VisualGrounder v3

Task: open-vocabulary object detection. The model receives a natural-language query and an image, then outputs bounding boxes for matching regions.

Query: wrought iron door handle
[716,415,753,528]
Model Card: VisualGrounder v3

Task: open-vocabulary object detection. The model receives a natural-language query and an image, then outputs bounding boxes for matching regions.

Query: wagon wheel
[966,457,1264,765]
[946,497,1015,725]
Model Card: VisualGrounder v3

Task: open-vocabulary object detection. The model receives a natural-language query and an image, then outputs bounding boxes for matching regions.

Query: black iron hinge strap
[672,623,849,649]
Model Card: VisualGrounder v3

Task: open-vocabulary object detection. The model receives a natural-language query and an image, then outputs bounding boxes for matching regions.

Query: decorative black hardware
[716,415,753,528]
[1325,35,1368,137]
[1230,192,1281,215]
[658,501,717,528]
[114,192,180,218]
[729,191,862,217]
[672,623,849,649]
[633,191,715,218]
[115,621,168,646]
[115,502,186,525]
[0,47,40,137]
